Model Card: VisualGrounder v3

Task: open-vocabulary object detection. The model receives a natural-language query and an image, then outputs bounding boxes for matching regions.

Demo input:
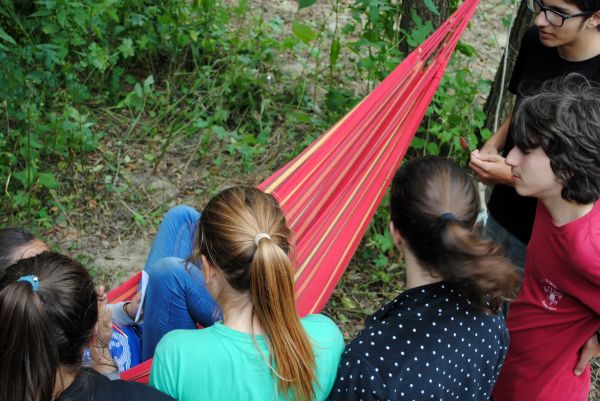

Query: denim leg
[144,205,201,277]
[483,214,527,276]
[142,256,222,360]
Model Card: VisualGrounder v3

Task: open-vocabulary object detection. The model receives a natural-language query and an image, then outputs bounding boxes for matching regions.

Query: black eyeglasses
[527,0,593,27]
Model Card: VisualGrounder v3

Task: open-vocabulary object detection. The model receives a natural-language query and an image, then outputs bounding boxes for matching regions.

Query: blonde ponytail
[198,186,317,401]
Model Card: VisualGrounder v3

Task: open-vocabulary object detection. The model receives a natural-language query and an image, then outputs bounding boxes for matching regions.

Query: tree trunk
[399,0,450,55]
[483,0,533,132]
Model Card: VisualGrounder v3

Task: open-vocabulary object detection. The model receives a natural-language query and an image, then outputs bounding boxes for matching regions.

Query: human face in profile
[505,145,562,202]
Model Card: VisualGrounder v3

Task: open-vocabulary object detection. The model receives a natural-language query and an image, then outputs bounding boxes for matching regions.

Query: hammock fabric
[109,0,479,383]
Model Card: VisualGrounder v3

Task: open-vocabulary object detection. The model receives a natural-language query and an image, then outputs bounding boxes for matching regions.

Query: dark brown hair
[390,157,518,313]
[0,252,98,401]
[511,74,600,204]
[195,186,316,401]
[0,227,37,273]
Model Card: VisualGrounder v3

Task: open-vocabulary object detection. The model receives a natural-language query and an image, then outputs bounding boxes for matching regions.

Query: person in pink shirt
[492,75,600,401]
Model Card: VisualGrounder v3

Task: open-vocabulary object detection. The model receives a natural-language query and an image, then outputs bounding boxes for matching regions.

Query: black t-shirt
[328,282,509,401]
[56,368,174,401]
[487,26,600,244]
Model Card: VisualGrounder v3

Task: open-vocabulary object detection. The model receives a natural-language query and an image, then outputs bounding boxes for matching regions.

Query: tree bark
[483,0,533,132]
[399,0,450,55]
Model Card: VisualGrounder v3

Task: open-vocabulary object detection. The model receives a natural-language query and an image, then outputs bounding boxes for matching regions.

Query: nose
[505,146,521,167]
[534,9,550,27]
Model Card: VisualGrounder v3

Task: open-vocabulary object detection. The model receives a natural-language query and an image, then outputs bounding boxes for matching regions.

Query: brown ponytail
[390,157,519,313]
[0,252,98,401]
[198,186,317,401]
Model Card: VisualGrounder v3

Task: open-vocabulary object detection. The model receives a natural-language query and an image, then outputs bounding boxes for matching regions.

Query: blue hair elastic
[17,275,40,292]
[438,212,456,223]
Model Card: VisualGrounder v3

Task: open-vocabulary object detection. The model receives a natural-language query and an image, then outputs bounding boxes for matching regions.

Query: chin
[514,185,530,197]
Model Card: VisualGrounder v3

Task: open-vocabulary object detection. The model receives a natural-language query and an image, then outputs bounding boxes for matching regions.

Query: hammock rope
[110,0,480,382]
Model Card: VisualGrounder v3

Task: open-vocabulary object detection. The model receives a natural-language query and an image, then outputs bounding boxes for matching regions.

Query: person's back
[149,186,344,401]
[0,252,174,401]
[329,157,518,401]
[152,314,343,401]
[493,75,600,401]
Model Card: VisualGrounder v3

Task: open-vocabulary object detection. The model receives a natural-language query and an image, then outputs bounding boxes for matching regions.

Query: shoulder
[301,314,343,341]
[301,314,345,359]
[70,369,175,401]
[329,346,386,400]
[112,380,175,401]
[154,327,222,365]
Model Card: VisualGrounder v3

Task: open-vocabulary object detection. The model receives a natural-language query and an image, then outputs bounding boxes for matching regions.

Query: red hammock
[109,0,479,383]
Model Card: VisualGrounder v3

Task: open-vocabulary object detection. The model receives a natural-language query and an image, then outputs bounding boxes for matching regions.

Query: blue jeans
[142,205,221,361]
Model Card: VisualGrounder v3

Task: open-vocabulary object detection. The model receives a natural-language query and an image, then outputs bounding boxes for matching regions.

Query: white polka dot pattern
[328,282,509,401]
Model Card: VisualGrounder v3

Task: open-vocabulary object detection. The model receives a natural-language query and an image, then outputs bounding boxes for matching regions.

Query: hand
[124,292,143,320]
[469,149,514,186]
[94,286,113,347]
[90,286,117,374]
[574,333,600,376]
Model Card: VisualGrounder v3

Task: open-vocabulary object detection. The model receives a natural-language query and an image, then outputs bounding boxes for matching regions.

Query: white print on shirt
[541,279,563,311]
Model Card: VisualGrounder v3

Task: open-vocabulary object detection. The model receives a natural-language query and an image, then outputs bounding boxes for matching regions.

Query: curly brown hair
[510,74,600,204]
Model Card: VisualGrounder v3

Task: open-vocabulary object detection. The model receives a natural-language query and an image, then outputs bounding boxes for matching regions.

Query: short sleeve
[328,350,385,401]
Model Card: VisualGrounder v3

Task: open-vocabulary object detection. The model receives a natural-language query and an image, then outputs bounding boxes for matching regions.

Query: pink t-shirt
[493,201,600,401]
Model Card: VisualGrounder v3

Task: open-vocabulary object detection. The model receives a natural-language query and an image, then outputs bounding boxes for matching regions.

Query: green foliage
[3,0,495,301]
[0,0,311,223]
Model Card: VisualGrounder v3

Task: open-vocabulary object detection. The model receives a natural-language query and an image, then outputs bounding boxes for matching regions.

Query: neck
[557,32,600,61]
[403,245,442,289]
[53,365,78,399]
[219,289,264,335]
[541,195,594,226]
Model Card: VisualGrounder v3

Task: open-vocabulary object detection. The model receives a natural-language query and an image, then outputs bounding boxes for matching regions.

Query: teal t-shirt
[150,314,344,401]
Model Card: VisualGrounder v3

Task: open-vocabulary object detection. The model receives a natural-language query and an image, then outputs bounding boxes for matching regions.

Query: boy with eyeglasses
[469,0,600,274]
[491,75,600,401]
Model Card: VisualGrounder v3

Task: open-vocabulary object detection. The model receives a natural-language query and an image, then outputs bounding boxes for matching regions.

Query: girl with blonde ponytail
[150,186,344,401]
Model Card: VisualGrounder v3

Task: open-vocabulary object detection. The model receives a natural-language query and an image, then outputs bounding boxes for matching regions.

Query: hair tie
[437,212,456,223]
[17,275,40,292]
[254,233,271,246]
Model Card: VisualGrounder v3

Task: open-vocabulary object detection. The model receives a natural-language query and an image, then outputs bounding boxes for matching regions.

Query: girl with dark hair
[329,157,519,401]
[0,206,223,368]
[0,227,48,273]
[150,186,344,401]
[0,251,174,401]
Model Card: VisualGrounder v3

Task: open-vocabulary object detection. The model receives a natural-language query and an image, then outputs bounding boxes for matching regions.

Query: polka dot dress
[328,282,509,401]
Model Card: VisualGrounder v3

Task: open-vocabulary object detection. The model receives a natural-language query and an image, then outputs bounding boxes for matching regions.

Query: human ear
[200,255,215,284]
[389,221,403,247]
[588,11,600,28]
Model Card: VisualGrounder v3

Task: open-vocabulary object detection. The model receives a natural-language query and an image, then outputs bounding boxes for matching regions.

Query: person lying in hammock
[329,156,519,401]
[0,251,174,401]
[149,186,345,401]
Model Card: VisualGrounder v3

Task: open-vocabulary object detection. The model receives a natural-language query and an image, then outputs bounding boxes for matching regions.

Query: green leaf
[119,38,135,58]
[298,0,317,9]
[0,27,16,46]
[38,172,59,189]
[426,142,440,155]
[330,37,341,67]
[423,0,440,15]
[411,136,426,149]
[292,21,317,44]
[456,41,477,57]
[143,75,154,93]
